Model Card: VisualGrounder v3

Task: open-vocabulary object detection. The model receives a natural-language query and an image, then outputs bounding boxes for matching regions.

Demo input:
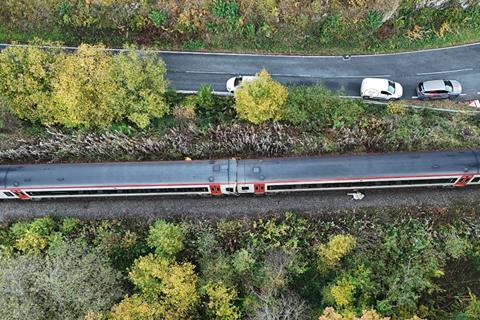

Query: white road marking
[185,70,231,75]
[335,75,391,78]
[271,73,313,77]
[2,42,479,59]
[411,96,418,99]
[416,68,473,76]
[460,93,467,96]
[176,89,232,96]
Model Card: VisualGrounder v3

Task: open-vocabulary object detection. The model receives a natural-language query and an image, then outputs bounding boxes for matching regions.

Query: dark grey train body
[0,150,479,199]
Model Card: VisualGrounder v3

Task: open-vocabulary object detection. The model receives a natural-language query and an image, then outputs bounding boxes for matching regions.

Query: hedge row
[1,0,480,54]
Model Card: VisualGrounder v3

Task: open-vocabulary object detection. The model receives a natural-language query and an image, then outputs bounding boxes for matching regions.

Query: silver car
[416,80,462,100]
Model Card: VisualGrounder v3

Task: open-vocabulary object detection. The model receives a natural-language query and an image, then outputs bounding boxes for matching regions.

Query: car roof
[362,78,389,91]
[422,80,446,92]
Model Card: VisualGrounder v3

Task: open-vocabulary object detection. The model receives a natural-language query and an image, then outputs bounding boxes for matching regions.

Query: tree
[111,47,169,128]
[39,240,124,319]
[234,69,287,124]
[147,220,185,259]
[0,240,124,320]
[111,254,199,320]
[202,282,240,320]
[316,234,356,271]
[51,44,120,128]
[0,254,44,320]
[0,44,59,123]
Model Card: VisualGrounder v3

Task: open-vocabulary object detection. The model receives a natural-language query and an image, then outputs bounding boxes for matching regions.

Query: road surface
[1,42,479,99]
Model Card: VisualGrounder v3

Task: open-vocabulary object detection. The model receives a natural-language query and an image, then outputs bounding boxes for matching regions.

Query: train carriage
[0,150,479,200]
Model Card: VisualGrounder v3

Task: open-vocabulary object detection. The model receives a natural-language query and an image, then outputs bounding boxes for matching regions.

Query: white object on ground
[347,192,365,200]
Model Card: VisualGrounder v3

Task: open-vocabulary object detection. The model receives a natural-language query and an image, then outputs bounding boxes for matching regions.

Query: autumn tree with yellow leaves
[234,69,288,124]
[0,43,168,129]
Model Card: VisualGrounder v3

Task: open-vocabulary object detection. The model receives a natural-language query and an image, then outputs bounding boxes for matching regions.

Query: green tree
[38,240,124,319]
[147,220,185,259]
[111,47,168,128]
[9,217,56,254]
[316,234,356,271]
[111,254,199,320]
[0,240,124,320]
[202,282,240,320]
[0,254,44,320]
[51,44,119,128]
[234,69,288,124]
[0,44,59,123]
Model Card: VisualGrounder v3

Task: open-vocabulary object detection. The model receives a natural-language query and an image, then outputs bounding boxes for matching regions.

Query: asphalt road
[1,42,479,100]
[0,186,478,222]
[160,43,480,99]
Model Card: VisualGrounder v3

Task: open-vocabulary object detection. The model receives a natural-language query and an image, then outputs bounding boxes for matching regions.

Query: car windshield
[387,81,396,94]
[444,80,453,92]
[234,77,242,87]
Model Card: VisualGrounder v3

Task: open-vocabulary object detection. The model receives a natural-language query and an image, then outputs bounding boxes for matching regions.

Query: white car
[226,75,259,93]
[360,78,403,100]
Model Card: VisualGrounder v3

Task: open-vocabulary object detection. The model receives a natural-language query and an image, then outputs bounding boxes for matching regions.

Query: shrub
[172,96,197,122]
[234,69,288,124]
[147,220,185,259]
[284,85,364,130]
[196,84,216,110]
[10,217,56,254]
[111,47,169,128]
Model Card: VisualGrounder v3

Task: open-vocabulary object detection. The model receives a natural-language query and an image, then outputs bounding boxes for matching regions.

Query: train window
[26,187,209,197]
[226,187,234,192]
[241,186,249,191]
[3,192,14,197]
[267,178,457,191]
[471,177,480,183]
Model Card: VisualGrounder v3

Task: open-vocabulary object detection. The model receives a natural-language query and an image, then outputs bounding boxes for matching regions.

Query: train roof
[2,160,236,189]
[0,166,8,188]
[239,150,479,183]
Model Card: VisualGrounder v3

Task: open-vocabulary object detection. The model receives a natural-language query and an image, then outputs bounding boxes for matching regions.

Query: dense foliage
[1,81,479,164]
[0,0,480,54]
[234,69,288,124]
[1,207,480,319]
[0,44,168,128]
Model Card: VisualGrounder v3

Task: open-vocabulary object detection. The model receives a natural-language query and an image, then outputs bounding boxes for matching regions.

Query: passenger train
[0,150,479,200]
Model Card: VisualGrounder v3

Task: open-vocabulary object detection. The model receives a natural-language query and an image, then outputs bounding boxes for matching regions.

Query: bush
[147,220,185,259]
[196,84,216,110]
[284,85,365,130]
[10,217,56,254]
[234,69,288,124]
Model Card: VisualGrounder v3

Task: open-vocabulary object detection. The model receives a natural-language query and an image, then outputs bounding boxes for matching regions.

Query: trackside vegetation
[0,45,480,163]
[0,0,480,54]
[0,207,480,319]
[0,44,168,128]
